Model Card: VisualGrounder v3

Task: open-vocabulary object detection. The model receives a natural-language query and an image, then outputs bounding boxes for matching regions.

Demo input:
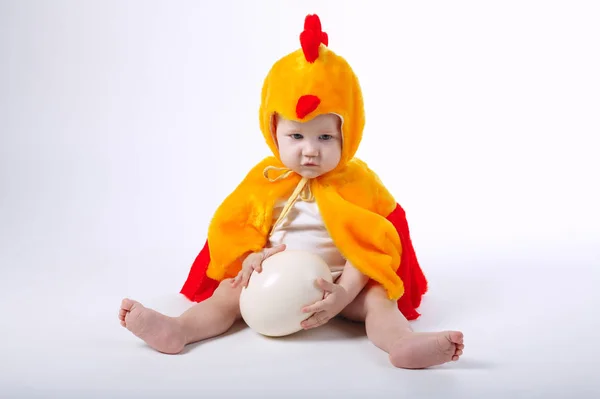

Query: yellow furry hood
[258,14,365,171]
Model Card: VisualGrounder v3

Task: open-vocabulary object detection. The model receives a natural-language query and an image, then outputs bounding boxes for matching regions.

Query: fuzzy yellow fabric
[206,156,404,299]
[205,40,406,299]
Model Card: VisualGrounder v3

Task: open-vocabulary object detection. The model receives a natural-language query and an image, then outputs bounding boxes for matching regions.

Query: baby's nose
[303,145,319,156]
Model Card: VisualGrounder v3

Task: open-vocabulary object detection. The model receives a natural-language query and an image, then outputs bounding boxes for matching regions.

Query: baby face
[274,113,342,178]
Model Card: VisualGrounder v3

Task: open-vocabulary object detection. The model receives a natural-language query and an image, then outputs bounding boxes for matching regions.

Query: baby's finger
[252,262,263,273]
[241,253,258,270]
[234,269,246,284]
[242,270,253,288]
[301,315,317,329]
[301,311,329,330]
[302,300,325,314]
[262,244,286,259]
[316,277,335,293]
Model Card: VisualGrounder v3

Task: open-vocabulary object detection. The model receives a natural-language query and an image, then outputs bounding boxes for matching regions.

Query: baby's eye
[291,133,303,139]
[319,134,333,141]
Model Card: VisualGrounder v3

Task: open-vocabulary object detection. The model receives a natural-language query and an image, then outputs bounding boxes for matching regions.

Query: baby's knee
[213,279,242,307]
[364,283,395,310]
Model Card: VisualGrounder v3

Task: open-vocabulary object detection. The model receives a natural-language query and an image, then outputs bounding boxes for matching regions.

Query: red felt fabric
[299,14,328,62]
[296,95,321,119]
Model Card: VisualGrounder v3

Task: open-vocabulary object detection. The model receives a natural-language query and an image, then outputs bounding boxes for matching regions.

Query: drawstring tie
[263,166,314,235]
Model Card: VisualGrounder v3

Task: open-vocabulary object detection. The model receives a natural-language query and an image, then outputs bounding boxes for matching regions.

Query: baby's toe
[120,298,136,312]
[449,331,464,345]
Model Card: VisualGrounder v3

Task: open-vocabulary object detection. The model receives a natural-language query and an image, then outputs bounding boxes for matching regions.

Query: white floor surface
[1,242,598,398]
[2,1,599,397]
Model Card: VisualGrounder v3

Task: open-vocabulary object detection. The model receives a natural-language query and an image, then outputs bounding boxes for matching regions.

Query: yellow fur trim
[206,157,405,300]
[205,157,299,281]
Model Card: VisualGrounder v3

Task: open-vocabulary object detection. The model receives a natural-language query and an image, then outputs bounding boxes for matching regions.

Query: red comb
[296,95,321,119]
[299,14,328,63]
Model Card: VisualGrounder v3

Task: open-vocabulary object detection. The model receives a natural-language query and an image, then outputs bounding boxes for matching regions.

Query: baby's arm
[336,260,370,303]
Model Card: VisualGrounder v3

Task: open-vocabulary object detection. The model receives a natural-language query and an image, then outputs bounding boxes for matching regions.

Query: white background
[1,0,599,397]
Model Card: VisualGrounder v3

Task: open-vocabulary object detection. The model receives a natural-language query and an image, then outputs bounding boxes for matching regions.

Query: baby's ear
[270,113,278,135]
[270,113,279,145]
[271,112,279,131]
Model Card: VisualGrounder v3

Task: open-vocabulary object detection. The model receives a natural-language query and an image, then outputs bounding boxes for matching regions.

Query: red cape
[180,203,428,320]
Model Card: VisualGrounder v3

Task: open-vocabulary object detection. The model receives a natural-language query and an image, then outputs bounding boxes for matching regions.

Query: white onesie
[268,198,346,278]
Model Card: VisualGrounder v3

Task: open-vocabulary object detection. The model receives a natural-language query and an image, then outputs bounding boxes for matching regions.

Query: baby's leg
[341,283,464,369]
[119,278,242,354]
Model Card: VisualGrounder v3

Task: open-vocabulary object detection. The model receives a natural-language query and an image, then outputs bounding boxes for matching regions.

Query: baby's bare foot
[119,298,186,354]
[389,331,464,369]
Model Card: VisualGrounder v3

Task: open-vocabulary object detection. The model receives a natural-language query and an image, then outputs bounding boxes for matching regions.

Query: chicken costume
[180,14,428,320]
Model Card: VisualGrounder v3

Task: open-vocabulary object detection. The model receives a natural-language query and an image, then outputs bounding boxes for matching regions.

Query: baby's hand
[231,244,286,288]
[300,278,350,330]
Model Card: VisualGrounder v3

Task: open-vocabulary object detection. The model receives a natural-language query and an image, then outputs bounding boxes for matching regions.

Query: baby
[119,111,464,369]
[119,14,464,369]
